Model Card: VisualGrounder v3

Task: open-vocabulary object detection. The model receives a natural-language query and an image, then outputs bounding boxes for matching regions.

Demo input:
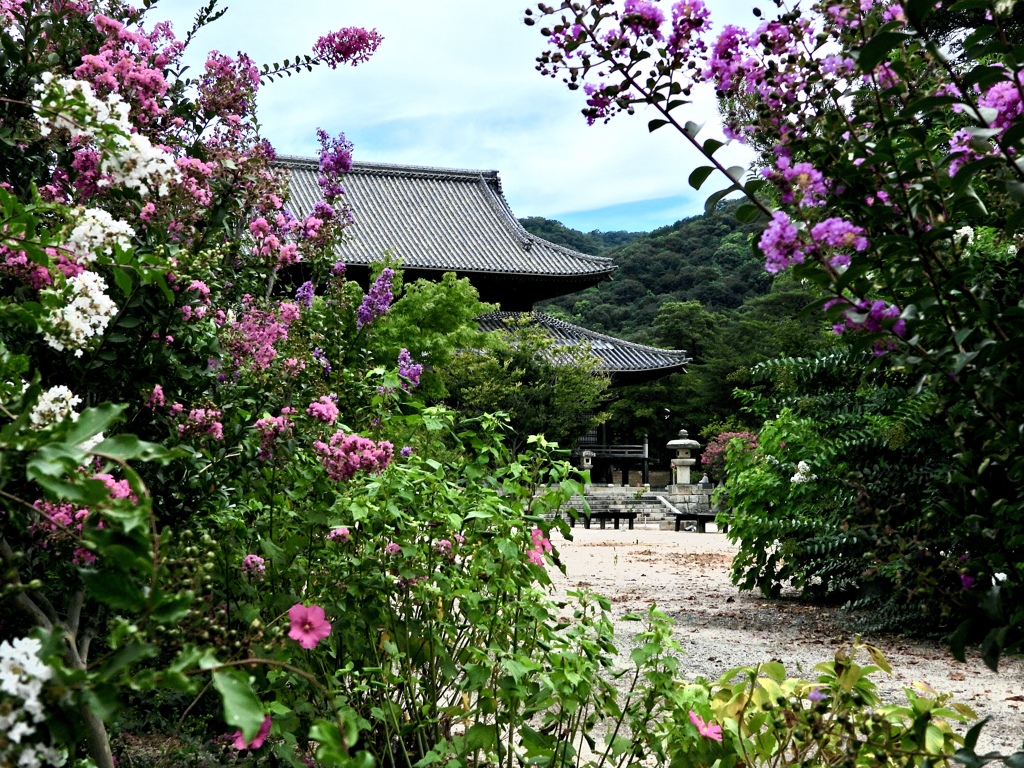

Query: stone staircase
[555,486,720,530]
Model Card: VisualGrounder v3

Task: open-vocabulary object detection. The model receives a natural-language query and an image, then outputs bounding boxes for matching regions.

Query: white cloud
[155,0,759,230]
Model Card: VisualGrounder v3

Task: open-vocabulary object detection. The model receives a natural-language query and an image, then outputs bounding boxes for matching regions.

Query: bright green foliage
[439,316,611,455]
[657,642,974,768]
[363,272,495,398]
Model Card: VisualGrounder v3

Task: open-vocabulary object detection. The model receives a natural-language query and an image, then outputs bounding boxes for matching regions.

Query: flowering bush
[700,430,757,481]
[528,0,1024,670]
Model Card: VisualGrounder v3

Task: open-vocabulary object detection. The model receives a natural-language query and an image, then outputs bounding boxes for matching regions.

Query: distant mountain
[525,201,770,341]
[518,217,642,256]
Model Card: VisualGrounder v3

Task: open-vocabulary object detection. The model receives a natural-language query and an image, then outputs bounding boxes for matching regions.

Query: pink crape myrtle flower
[287,603,332,649]
[689,711,723,742]
[327,526,350,543]
[231,714,272,750]
[306,395,339,423]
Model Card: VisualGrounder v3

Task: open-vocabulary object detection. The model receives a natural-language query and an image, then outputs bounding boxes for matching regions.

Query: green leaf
[856,31,914,72]
[92,434,179,462]
[1005,752,1024,768]
[112,267,132,297]
[212,669,265,742]
[80,569,147,611]
[963,717,989,752]
[648,118,669,132]
[735,203,763,223]
[704,184,740,212]
[63,404,127,447]
[683,120,704,138]
[688,166,715,190]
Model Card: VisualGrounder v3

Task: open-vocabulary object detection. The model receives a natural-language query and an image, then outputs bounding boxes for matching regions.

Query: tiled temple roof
[279,156,616,280]
[477,311,690,385]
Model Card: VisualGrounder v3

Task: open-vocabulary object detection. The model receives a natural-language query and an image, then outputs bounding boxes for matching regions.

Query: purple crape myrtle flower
[295,280,315,309]
[356,267,394,328]
[313,27,384,68]
[810,217,869,252]
[759,211,810,273]
[314,201,336,222]
[316,128,353,200]
[397,348,422,390]
[312,347,332,376]
[621,0,665,39]
[400,446,413,457]
[667,0,710,57]
[331,261,346,277]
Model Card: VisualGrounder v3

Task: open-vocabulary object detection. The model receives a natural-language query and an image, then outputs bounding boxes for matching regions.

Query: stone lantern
[667,429,701,486]
[580,450,594,470]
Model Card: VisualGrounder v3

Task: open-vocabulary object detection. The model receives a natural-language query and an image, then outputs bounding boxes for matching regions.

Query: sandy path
[547,526,1024,755]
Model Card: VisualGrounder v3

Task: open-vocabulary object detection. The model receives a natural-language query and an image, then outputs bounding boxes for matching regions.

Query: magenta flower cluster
[221,298,294,372]
[527,527,552,565]
[177,407,224,441]
[327,526,350,543]
[242,553,266,578]
[253,408,294,461]
[231,715,272,751]
[306,395,339,424]
[356,268,394,328]
[312,431,394,481]
[312,27,384,69]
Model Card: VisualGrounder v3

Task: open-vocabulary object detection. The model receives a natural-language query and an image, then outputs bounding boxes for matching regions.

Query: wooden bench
[569,511,637,530]
[670,511,726,533]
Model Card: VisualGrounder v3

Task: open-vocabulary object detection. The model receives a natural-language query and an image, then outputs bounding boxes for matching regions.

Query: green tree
[439,317,610,454]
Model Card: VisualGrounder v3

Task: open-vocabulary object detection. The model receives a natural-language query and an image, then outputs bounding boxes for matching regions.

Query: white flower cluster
[66,208,135,264]
[33,73,179,196]
[42,271,118,357]
[790,460,817,484]
[954,226,974,246]
[28,385,81,429]
[0,637,66,768]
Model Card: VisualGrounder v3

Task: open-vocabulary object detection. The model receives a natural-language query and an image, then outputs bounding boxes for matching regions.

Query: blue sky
[156,0,756,233]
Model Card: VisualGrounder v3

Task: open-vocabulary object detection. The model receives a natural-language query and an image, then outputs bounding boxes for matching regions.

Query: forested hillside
[523,201,772,340]
[521,204,835,455]
[518,216,641,255]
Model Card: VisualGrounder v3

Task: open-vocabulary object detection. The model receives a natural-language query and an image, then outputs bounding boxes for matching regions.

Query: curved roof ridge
[488,310,690,359]
[276,155,501,182]
[277,155,617,280]
[476,174,617,269]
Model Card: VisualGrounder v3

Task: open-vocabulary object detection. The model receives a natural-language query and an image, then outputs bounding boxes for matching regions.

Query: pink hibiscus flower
[288,603,332,649]
[689,710,723,742]
[231,715,272,750]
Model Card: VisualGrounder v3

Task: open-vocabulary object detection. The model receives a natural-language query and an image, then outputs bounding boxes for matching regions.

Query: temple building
[281,157,689,481]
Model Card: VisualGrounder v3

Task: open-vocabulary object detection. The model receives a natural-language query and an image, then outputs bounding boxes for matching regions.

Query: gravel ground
[547,526,1024,755]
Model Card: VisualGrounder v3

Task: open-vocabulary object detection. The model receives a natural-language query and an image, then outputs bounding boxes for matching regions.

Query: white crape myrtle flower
[66,208,135,264]
[33,74,180,196]
[41,270,118,356]
[0,637,65,768]
[28,386,81,429]
[790,460,817,484]
[954,226,974,245]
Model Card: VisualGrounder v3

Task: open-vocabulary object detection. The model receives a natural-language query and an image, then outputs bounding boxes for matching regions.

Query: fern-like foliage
[724,348,956,631]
